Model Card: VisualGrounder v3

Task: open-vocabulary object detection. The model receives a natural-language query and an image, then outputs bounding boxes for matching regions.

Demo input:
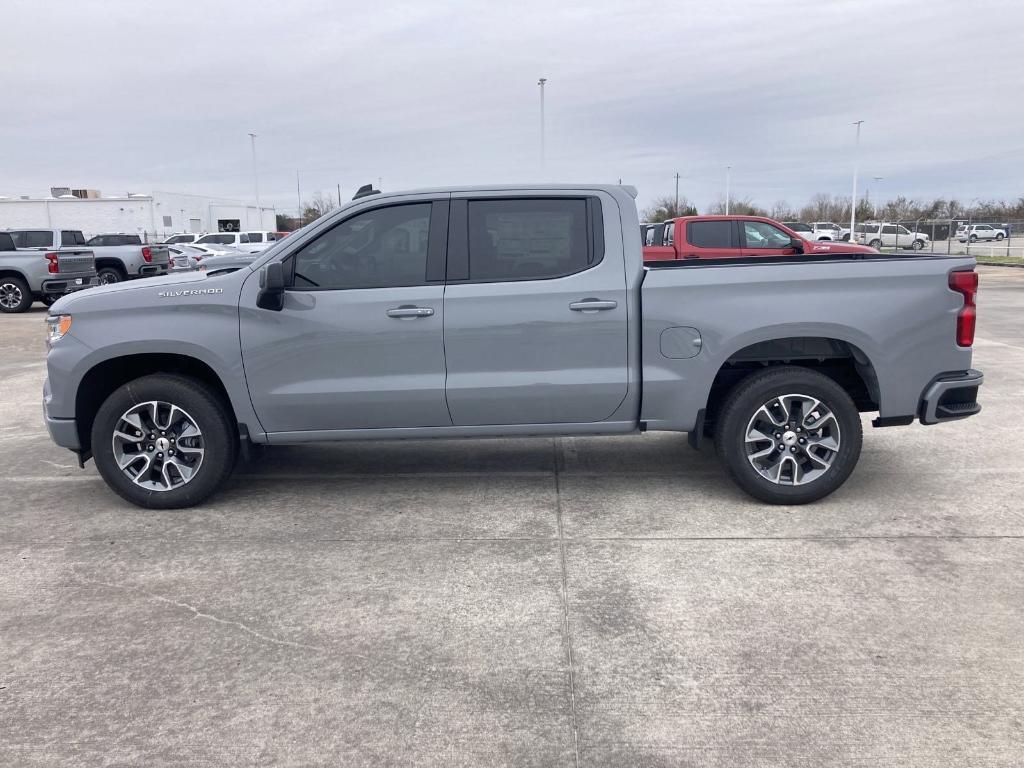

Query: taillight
[45,252,59,274]
[142,246,152,262]
[949,269,978,347]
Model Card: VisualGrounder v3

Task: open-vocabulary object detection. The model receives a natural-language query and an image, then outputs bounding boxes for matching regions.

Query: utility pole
[850,120,864,238]
[248,133,260,229]
[296,170,303,227]
[337,183,342,207]
[725,166,731,215]
[674,172,681,213]
[538,77,547,173]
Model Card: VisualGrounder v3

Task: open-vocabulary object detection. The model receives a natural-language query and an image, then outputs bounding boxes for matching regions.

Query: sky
[2,0,1022,216]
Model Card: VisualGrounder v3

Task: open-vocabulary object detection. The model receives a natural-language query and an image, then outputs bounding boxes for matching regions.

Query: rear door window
[62,230,86,246]
[464,198,596,281]
[11,230,54,248]
[687,220,735,248]
[248,233,263,243]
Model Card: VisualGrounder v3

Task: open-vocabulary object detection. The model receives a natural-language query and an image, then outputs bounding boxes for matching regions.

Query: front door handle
[386,306,434,318]
[569,299,618,312]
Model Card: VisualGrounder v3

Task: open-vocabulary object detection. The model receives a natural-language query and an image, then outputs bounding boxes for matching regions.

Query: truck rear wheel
[0,276,32,313]
[97,266,125,285]
[714,366,862,505]
[91,374,237,509]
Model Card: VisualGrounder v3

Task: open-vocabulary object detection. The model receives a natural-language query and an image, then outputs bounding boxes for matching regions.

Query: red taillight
[949,269,978,347]
[45,252,59,274]
[142,246,152,262]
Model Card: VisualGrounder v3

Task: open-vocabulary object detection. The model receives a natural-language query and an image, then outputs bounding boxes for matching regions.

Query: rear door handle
[569,299,618,312]
[386,306,434,318]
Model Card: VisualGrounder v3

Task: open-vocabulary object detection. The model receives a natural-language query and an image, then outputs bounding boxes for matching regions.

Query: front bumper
[43,376,80,450]
[919,369,984,424]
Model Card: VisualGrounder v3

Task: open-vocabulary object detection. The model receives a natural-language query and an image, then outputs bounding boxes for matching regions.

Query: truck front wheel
[714,366,862,505]
[91,374,237,509]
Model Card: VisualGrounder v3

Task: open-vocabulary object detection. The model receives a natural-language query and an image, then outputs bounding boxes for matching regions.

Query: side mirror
[789,237,804,253]
[257,261,285,311]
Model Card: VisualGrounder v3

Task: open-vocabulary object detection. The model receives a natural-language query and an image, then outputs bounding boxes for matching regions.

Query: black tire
[0,275,33,313]
[969,234,978,243]
[714,366,863,505]
[842,233,851,242]
[91,374,237,509]
[41,295,61,307]
[97,266,126,285]
[996,233,1005,241]
[911,239,924,251]
[868,239,882,249]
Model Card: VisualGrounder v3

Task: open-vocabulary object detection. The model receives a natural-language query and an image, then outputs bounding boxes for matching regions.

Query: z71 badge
[157,288,225,298]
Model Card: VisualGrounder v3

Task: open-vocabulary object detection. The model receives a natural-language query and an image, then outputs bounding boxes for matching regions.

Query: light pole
[850,120,864,238]
[249,133,260,229]
[538,77,547,173]
[725,166,731,214]
[296,170,303,227]
[674,172,681,213]
[869,176,883,218]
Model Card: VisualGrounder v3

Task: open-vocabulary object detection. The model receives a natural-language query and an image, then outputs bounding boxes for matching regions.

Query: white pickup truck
[810,222,851,241]
[195,231,283,253]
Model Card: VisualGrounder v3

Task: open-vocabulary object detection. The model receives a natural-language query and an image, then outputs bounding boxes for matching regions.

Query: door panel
[240,286,449,432]
[239,199,451,434]
[443,195,629,426]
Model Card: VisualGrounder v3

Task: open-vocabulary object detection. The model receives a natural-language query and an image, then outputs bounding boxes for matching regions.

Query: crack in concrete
[76,576,325,654]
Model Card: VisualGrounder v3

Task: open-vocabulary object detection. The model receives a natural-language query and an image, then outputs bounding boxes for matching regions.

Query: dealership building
[0,187,276,241]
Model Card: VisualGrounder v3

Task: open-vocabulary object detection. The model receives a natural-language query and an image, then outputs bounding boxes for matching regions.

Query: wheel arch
[74,353,238,452]
[701,335,880,435]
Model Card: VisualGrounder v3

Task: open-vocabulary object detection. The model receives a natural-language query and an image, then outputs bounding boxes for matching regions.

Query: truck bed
[639,253,976,431]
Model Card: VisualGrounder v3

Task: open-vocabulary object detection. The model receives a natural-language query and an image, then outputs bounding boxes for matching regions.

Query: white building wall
[0,192,276,240]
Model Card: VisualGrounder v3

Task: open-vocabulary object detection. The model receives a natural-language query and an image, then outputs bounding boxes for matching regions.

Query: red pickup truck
[643,216,876,261]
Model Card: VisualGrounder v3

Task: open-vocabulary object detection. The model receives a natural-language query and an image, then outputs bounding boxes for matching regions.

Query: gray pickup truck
[42,184,983,509]
[8,229,169,285]
[0,231,97,312]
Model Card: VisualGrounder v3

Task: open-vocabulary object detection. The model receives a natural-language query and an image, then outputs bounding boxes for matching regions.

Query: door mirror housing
[257,261,285,311]
[789,237,805,253]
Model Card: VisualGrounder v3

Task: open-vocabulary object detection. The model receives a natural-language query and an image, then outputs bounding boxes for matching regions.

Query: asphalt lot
[2,266,1023,766]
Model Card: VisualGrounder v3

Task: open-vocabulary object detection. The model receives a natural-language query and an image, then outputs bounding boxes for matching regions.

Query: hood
[49,269,220,313]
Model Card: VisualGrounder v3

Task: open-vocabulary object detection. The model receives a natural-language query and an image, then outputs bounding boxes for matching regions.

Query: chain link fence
[864,218,1024,262]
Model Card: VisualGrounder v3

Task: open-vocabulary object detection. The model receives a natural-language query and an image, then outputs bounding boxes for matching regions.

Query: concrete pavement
[1,266,1022,766]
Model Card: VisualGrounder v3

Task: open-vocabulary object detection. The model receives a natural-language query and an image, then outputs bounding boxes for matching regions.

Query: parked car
[164,233,205,245]
[195,231,283,253]
[7,229,169,284]
[956,224,1006,243]
[0,231,97,313]
[168,245,208,273]
[43,184,982,510]
[855,223,930,250]
[196,252,260,275]
[643,216,876,261]
[810,222,851,241]
[782,221,814,236]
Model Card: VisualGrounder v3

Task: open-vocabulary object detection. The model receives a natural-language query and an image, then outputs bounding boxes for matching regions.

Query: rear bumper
[138,263,169,277]
[919,369,984,424]
[40,275,99,296]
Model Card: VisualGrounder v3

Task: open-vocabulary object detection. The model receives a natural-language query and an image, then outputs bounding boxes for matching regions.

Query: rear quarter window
[0,233,15,251]
[686,220,734,248]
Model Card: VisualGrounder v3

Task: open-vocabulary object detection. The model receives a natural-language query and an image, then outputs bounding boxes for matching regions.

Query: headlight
[46,314,72,347]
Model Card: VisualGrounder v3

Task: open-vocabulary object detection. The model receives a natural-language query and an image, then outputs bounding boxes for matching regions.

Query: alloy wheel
[744,393,842,486]
[0,282,23,309]
[111,400,205,491]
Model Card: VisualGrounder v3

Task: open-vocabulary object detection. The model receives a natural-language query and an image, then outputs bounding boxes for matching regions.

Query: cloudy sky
[3,0,1021,214]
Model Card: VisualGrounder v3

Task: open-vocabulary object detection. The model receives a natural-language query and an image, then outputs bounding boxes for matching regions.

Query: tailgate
[56,249,96,275]
[148,245,170,265]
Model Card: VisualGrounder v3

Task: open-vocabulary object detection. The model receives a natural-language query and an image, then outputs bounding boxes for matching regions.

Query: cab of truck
[643,216,876,261]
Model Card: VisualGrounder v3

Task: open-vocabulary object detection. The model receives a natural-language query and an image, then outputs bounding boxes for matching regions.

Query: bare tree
[707,196,766,216]
[641,195,698,222]
[302,192,336,223]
